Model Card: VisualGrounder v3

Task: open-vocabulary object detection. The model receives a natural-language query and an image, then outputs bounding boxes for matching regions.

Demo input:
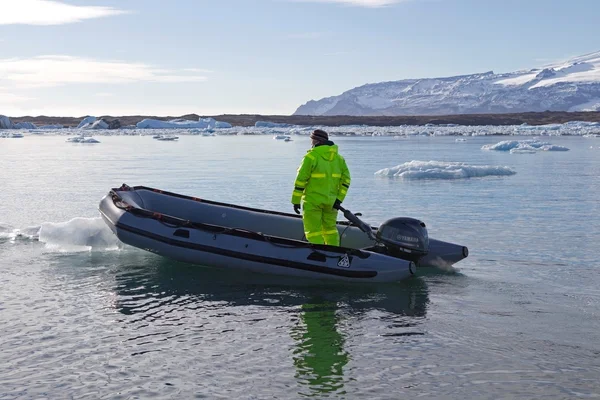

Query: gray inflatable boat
[99,184,469,283]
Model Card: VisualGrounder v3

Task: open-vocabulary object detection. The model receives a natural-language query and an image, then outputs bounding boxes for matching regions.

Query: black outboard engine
[376,217,429,262]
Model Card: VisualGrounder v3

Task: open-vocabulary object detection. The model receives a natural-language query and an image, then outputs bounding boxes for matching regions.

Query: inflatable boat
[99,184,469,283]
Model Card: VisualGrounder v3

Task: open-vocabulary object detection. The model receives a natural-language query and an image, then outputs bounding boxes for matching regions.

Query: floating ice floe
[0,132,24,138]
[481,139,570,152]
[37,124,64,129]
[154,134,179,141]
[374,160,516,180]
[66,134,100,143]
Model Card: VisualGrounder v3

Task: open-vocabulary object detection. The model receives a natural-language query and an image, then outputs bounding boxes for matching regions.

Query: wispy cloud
[184,67,213,73]
[0,56,208,88]
[0,91,34,103]
[293,0,408,7]
[0,0,128,26]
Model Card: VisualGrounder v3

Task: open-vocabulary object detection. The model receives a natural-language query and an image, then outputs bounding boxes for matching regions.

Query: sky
[1,0,599,117]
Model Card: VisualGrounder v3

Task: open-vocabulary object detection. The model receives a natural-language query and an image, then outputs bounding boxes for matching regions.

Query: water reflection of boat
[112,255,429,318]
[53,251,424,397]
[110,255,428,395]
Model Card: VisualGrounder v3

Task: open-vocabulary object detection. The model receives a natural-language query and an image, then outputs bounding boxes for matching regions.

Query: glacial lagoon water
[1,132,599,398]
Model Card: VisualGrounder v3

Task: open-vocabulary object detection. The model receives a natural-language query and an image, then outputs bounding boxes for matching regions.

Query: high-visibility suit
[291,142,351,246]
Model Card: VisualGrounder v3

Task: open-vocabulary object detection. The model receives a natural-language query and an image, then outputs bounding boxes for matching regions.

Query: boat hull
[99,186,468,282]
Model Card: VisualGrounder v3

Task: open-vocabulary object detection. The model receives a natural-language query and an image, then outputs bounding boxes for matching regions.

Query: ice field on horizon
[2,117,600,138]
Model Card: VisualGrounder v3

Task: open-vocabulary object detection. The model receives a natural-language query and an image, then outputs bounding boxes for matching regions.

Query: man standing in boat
[292,129,351,246]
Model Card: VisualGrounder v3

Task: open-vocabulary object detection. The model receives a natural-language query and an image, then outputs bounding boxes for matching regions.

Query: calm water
[1,133,599,399]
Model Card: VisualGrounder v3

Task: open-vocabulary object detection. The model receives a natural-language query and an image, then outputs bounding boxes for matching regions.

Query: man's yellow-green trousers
[302,202,340,246]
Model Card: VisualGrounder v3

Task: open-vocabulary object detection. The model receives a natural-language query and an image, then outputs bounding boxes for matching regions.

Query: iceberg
[12,122,36,129]
[255,121,292,128]
[136,117,230,129]
[215,121,232,129]
[0,115,13,129]
[153,134,179,141]
[78,117,120,130]
[88,119,109,130]
[77,116,97,129]
[482,139,570,152]
[374,160,516,180]
[66,135,100,143]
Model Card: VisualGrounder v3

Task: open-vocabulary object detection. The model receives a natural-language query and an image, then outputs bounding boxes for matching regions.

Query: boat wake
[0,217,123,252]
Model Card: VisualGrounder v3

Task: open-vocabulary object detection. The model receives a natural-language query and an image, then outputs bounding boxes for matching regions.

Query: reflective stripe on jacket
[291,143,351,206]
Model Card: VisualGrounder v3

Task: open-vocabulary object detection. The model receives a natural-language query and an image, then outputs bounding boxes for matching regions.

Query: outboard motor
[337,204,429,262]
[376,217,429,262]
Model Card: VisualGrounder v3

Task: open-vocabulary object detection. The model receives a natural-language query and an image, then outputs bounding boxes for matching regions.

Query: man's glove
[293,204,301,214]
[333,199,342,210]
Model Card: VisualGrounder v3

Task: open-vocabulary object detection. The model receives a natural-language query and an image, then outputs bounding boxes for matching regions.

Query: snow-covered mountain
[294,51,600,116]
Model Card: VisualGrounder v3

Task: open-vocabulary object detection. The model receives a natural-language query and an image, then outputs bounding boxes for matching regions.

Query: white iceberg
[66,134,100,143]
[77,116,97,129]
[154,134,179,141]
[87,119,109,130]
[482,139,570,152]
[375,160,516,180]
[137,117,231,129]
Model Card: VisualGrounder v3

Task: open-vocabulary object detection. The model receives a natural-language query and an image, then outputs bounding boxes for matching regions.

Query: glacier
[295,51,600,116]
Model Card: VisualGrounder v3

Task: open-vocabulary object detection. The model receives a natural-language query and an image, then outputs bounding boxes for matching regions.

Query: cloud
[0,0,127,26]
[0,55,208,88]
[0,91,34,103]
[294,0,407,7]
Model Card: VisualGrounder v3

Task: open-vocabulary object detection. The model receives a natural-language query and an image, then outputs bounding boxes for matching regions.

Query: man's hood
[311,142,339,161]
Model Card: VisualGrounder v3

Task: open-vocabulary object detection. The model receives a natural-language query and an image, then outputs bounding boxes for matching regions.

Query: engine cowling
[376,217,429,262]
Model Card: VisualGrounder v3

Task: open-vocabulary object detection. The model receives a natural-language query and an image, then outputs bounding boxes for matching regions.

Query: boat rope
[110,189,369,258]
